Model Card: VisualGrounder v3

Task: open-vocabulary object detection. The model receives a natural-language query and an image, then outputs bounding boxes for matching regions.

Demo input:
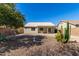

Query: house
[57,20,79,36]
[24,22,56,34]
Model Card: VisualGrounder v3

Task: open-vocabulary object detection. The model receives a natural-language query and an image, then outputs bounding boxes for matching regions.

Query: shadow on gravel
[0,35,45,53]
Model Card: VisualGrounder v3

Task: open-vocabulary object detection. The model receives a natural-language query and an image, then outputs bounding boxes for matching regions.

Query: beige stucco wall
[24,26,55,34]
[24,27,38,34]
[58,22,79,36]
[71,28,79,36]
[58,22,76,30]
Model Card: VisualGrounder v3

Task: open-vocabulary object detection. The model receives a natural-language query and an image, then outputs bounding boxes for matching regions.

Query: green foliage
[0,3,25,28]
[55,30,63,42]
[0,33,8,42]
[0,33,16,42]
[56,22,70,43]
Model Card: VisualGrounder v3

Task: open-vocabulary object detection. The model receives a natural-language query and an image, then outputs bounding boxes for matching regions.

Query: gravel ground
[0,34,79,56]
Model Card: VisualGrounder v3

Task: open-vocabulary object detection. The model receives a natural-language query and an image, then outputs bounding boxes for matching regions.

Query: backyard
[0,3,79,56]
[0,34,79,56]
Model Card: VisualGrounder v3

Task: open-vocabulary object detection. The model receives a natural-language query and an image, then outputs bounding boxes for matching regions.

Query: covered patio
[24,22,56,34]
[38,26,55,33]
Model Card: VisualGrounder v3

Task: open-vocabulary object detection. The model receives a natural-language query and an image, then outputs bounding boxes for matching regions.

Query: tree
[0,3,25,29]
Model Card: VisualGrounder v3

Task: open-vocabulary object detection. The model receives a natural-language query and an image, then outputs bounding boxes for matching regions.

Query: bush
[56,22,70,43]
[0,33,8,43]
[55,30,63,42]
[15,27,24,34]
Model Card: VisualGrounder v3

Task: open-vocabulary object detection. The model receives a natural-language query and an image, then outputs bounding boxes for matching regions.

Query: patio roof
[24,22,55,27]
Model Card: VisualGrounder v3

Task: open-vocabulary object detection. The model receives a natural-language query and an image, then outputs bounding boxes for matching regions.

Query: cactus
[66,22,70,42]
[56,22,70,43]
[63,22,70,43]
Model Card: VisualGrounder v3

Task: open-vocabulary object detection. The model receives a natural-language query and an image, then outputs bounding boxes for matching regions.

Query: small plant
[56,22,70,43]
[55,30,63,42]
[0,33,9,43]
[0,33,8,43]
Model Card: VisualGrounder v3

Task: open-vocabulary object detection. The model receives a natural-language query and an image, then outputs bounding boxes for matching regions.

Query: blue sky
[16,3,79,25]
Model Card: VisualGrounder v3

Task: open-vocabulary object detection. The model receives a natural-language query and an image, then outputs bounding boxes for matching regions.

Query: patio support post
[47,28,48,33]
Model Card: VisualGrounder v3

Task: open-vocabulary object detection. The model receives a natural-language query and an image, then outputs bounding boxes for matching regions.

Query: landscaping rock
[0,46,8,53]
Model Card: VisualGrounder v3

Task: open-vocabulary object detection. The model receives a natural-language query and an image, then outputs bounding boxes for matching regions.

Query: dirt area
[0,35,59,56]
[0,34,79,56]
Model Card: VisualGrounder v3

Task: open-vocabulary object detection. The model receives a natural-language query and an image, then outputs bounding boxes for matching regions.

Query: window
[31,27,35,31]
[76,24,79,27]
[39,28,43,31]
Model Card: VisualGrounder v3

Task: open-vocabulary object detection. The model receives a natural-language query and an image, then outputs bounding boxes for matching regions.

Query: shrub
[55,30,63,42]
[0,33,8,43]
[15,27,24,34]
[56,22,70,43]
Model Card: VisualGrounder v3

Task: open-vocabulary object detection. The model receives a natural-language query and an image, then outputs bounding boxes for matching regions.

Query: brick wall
[0,28,16,36]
